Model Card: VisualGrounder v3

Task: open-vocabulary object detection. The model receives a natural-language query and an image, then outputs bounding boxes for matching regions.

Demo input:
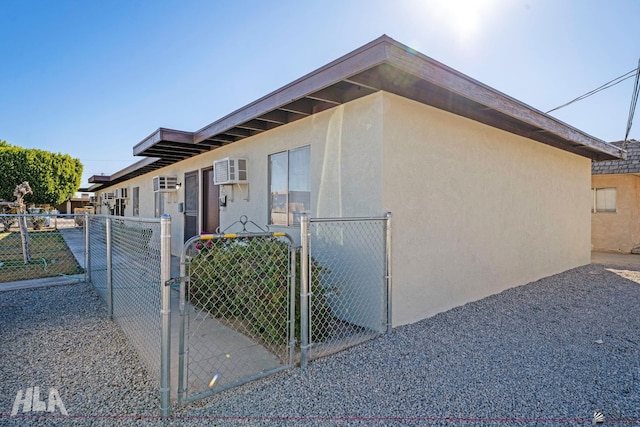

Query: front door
[202,167,220,233]
[184,171,199,242]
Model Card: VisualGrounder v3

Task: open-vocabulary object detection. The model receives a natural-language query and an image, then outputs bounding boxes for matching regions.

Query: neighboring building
[591,139,640,253]
[88,35,622,326]
[55,192,94,214]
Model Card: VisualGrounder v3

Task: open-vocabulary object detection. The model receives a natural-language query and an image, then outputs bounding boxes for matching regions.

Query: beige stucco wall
[381,93,592,326]
[96,91,593,327]
[96,93,383,255]
[591,174,640,253]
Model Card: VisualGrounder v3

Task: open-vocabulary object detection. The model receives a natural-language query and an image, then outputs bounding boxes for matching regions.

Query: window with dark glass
[132,187,140,217]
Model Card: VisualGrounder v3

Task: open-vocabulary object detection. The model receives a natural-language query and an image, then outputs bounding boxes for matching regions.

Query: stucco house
[88,35,622,326]
[591,139,640,253]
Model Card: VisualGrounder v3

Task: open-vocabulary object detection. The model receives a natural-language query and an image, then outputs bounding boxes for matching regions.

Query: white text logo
[11,387,67,416]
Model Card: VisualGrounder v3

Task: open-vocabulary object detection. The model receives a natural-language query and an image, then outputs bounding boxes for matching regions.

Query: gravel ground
[1,263,639,426]
[0,283,158,426]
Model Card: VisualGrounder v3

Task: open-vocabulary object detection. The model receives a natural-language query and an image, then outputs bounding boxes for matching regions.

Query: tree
[13,182,33,263]
[0,140,83,206]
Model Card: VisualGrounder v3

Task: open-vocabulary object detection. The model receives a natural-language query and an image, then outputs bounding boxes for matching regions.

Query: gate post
[300,213,310,368]
[105,216,113,319]
[385,211,393,334]
[160,214,172,417]
[84,212,91,284]
[177,243,186,407]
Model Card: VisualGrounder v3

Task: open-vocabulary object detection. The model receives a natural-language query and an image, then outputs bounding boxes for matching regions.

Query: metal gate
[177,230,296,405]
[300,213,392,365]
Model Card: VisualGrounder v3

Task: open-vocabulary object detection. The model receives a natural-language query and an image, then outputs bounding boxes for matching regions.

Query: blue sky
[1,0,639,187]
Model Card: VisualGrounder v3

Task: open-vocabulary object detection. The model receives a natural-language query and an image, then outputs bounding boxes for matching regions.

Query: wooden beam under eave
[193,37,391,143]
[106,157,163,182]
[279,98,314,115]
[146,145,206,156]
[207,135,238,144]
[306,86,345,104]
[255,110,289,124]
[143,151,191,161]
[196,139,225,148]
[236,119,268,132]
[343,76,381,92]
[224,128,253,138]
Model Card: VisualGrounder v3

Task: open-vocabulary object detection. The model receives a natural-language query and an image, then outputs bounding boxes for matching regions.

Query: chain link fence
[3,211,391,414]
[301,214,391,364]
[86,215,164,381]
[86,215,108,301]
[178,232,296,405]
[0,214,85,283]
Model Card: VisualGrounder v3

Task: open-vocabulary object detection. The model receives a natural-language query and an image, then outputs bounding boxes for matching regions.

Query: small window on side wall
[592,187,616,213]
[154,192,165,218]
[269,145,310,226]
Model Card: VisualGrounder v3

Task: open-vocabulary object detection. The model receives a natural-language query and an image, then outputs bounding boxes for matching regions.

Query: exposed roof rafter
[92,35,624,191]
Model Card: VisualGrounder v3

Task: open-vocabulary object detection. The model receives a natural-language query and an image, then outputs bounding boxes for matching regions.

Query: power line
[546,67,639,114]
[623,58,640,146]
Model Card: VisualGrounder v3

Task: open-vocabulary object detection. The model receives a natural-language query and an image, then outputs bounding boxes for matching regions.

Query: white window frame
[268,145,310,226]
[592,187,616,213]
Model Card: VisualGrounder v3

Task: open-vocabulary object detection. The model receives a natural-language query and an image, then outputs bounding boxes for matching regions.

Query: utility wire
[623,58,640,147]
[546,67,639,114]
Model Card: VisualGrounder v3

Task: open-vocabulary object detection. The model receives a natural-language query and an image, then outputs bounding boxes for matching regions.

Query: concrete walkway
[591,250,640,268]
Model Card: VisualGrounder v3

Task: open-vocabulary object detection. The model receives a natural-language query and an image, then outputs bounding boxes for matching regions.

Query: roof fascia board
[87,175,111,184]
[383,42,623,159]
[110,157,162,181]
[99,34,623,187]
[90,157,163,192]
[86,183,103,192]
[194,35,394,143]
[133,128,195,156]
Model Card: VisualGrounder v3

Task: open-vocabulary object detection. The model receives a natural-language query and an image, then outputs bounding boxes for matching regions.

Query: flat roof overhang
[88,156,163,190]
[93,35,624,191]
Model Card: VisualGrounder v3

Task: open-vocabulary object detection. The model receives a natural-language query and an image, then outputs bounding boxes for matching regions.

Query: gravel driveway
[1,261,639,426]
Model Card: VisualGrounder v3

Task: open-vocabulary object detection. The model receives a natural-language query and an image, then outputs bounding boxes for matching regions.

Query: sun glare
[430,0,497,42]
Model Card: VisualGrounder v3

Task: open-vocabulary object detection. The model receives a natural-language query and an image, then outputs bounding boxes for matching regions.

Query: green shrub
[188,237,331,352]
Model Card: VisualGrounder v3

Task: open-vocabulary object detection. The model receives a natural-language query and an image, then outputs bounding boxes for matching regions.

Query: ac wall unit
[153,176,178,192]
[213,158,248,185]
[115,187,129,199]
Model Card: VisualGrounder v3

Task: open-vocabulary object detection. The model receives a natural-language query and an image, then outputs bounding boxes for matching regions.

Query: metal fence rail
[178,232,296,406]
[0,214,85,283]
[300,213,392,365]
